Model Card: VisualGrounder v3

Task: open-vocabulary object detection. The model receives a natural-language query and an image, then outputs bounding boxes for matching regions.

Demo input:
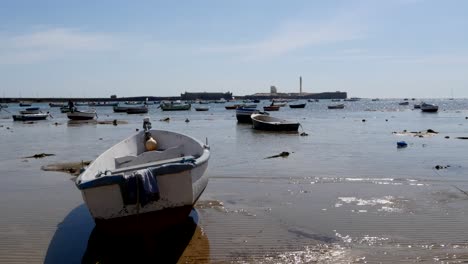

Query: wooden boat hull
[67,111,96,120]
[251,114,299,131]
[289,103,306,108]
[263,106,280,111]
[195,107,209,111]
[236,108,260,123]
[328,104,344,109]
[12,113,48,121]
[126,107,148,114]
[76,128,210,232]
[160,104,191,111]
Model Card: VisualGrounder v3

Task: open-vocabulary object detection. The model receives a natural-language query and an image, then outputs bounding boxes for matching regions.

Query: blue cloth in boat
[124,168,160,207]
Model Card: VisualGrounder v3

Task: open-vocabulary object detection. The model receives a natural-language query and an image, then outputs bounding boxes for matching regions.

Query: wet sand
[1,99,468,263]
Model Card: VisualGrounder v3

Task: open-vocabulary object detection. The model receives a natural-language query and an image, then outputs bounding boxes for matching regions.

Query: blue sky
[1,0,467,98]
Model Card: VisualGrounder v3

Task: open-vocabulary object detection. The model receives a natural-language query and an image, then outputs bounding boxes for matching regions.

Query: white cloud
[0,28,117,64]
[202,19,363,61]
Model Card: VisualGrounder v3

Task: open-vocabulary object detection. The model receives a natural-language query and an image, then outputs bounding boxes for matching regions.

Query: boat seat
[114,145,185,168]
[111,155,195,174]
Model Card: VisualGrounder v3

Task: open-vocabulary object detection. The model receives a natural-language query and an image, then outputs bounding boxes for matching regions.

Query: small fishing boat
[331,99,341,102]
[67,110,97,120]
[19,107,41,114]
[328,104,345,109]
[75,118,210,233]
[60,106,72,113]
[399,102,409,106]
[195,106,209,111]
[160,102,191,111]
[307,99,319,102]
[250,114,300,131]
[289,103,306,109]
[263,105,280,111]
[19,102,32,107]
[49,102,66,107]
[413,104,421,109]
[225,105,240,110]
[113,105,130,113]
[126,105,148,114]
[420,102,438,113]
[236,107,263,123]
[12,113,49,121]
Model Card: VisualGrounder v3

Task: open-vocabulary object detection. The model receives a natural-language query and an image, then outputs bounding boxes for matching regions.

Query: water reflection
[45,206,209,264]
[82,210,209,264]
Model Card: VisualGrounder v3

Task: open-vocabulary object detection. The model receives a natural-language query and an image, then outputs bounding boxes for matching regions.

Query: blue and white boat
[236,107,263,123]
[76,118,210,233]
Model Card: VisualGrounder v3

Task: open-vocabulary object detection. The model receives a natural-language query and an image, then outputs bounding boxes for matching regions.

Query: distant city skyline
[1,1,468,98]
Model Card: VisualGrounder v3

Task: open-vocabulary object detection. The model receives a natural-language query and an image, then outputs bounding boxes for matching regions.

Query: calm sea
[1,99,468,263]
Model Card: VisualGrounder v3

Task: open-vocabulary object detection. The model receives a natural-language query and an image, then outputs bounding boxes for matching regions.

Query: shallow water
[1,99,468,263]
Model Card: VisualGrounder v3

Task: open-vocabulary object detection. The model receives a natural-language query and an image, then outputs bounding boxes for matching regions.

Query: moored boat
[236,107,262,123]
[263,105,280,111]
[289,103,306,109]
[250,114,300,131]
[195,106,209,111]
[19,107,41,114]
[126,105,148,114]
[328,104,345,109]
[160,102,191,111]
[12,113,49,121]
[49,102,66,107]
[420,102,438,112]
[67,110,97,120]
[75,118,210,233]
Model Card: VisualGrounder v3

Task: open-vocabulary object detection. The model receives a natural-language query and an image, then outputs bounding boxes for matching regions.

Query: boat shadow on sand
[44,205,209,264]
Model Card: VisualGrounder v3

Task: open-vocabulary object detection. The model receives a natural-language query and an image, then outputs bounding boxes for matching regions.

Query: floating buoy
[145,136,158,151]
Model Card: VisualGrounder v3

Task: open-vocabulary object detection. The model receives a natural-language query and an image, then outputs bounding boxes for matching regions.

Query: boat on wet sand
[195,106,209,111]
[67,110,97,120]
[250,113,300,131]
[12,113,49,121]
[126,105,148,114]
[75,118,210,234]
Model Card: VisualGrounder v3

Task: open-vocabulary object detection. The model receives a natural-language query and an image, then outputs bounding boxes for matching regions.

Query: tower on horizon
[299,76,302,94]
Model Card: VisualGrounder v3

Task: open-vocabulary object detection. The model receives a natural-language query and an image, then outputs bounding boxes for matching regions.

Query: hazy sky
[1,0,467,98]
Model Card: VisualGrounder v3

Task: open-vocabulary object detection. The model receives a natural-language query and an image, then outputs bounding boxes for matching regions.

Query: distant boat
[413,104,421,109]
[225,104,240,110]
[126,105,148,114]
[250,114,300,132]
[399,102,409,105]
[19,102,32,107]
[195,106,209,111]
[160,102,191,111]
[289,103,306,109]
[328,104,345,109]
[60,106,72,113]
[67,110,97,120]
[49,102,66,107]
[214,98,227,104]
[420,102,438,113]
[75,118,210,233]
[371,98,380,101]
[12,113,49,121]
[253,99,261,103]
[236,107,262,123]
[89,102,119,107]
[331,99,341,102]
[19,107,41,114]
[307,99,319,102]
[113,104,131,113]
[263,105,280,111]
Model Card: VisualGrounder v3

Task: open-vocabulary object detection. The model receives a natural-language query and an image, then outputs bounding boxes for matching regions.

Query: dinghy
[250,113,300,131]
[67,110,97,120]
[12,113,49,121]
[76,118,210,233]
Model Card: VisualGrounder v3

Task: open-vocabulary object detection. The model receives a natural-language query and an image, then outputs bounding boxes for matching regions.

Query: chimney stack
[299,76,302,94]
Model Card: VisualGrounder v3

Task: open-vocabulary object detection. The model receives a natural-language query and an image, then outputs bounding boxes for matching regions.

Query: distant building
[270,86,277,94]
[180,92,233,101]
[110,94,117,99]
